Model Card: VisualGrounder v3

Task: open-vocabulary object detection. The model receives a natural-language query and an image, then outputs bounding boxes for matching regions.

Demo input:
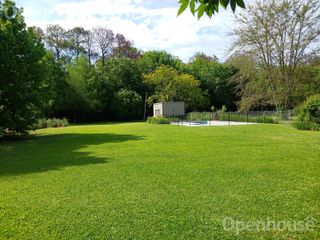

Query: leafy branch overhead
[177,0,246,19]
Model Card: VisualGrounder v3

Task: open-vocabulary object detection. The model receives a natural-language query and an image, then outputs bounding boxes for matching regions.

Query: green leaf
[177,0,190,16]
[190,0,196,15]
[236,0,245,8]
[219,0,229,9]
[197,3,206,19]
[230,0,236,12]
[205,6,214,18]
[205,8,213,18]
[213,1,219,13]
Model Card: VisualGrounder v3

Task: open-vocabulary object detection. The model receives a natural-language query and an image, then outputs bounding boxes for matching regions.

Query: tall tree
[232,0,320,110]
[226,53,272,111]
[67,27,86,60]
[102,57,143,94]
[94,56,144,119]
[93,27,115,66]
[112,33,141,59]
[0,0,46,136]
[83,29,98,65]
[45,24,69,61]
[41,52,69,118]
[188,53,238,110]
[62,55,99,122]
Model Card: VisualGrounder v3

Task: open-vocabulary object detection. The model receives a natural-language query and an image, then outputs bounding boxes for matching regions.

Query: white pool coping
[171,120,257,127]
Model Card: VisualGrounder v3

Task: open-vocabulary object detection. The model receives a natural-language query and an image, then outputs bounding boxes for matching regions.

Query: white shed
[153,102,185,117]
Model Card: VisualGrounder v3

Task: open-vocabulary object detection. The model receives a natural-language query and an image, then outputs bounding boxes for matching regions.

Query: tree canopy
[0,0,46,136]
[144,65,208,110]
[188,53,238,110]
[231,0,320,110]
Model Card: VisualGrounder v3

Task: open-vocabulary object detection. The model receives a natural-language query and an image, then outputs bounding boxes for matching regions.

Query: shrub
[147,117,174,124]
[36,118,48,129]
[35,118,69,129]
[0,127,4,138]
[293,94,320,131]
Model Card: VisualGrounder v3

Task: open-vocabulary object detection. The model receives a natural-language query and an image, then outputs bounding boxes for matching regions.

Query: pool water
[171,121,257,127]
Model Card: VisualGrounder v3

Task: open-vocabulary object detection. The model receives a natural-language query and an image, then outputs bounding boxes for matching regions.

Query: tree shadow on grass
[0,133,144,176]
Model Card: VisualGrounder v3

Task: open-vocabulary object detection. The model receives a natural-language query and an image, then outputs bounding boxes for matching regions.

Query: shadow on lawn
[0,133,143,176]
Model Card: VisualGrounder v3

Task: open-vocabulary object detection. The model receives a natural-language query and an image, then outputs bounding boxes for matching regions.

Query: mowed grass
[0,123,319,239]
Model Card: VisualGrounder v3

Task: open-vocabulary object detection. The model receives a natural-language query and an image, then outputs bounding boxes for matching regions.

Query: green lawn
[0,123,319,239]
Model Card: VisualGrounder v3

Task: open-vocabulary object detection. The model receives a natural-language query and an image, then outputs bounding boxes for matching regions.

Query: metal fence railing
[172,110,294,125]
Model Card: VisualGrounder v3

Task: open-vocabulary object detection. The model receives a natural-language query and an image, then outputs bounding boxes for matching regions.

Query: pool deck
[171,121,257,127]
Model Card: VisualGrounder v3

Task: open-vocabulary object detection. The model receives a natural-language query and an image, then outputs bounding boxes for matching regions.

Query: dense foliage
[231,0,320,110]
[112,89,143,120]
[188,53,238,110]
[144,65,208,111]
[293,94,320,131]
[0,0,46,136]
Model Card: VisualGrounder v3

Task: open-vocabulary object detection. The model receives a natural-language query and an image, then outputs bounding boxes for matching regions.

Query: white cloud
[17,0,236,62]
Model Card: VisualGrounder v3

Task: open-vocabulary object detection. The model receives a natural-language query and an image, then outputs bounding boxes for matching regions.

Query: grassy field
[0,123,319,239]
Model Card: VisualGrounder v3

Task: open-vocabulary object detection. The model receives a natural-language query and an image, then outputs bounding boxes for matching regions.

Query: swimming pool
[171,120,257,127]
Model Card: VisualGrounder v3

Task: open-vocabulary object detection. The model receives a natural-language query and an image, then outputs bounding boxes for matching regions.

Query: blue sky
[15,0,237,62]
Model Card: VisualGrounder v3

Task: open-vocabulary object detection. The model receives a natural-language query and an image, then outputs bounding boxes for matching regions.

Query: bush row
[35,118,69,129]
[146,117,177,124]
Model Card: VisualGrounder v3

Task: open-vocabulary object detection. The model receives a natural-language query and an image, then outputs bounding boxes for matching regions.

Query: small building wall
[153,103,163,117]
[153,102,185,117]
